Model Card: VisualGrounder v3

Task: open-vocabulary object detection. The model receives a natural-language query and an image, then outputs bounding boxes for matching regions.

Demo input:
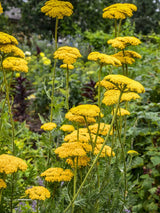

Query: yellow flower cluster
[108,37,141,49]
[41,167,74,182]
[88,123,113,136]
[104,75,145,93]
[66,156,90,168]
[111,108,130,116]
[2,57,28,73]
[25,186,50,200]
[55,142,92,158]
[41,0,73,19]
[88,52,121,66]
[69,104,100,117]
[41,122,57,131]
[102,90,140,106]
[54,46,81,65]
[0,44,25,58]
[60,64,74,70]
[60,124,75,132]
[112,50,141,65]
[0,32,18,45]
[64,129,104,144]
[103,3,137,20]
[0,179,7,189]
[0,154,27,174]
[0,2,3,14]
[94,144,115,157]
[65,112,96,124]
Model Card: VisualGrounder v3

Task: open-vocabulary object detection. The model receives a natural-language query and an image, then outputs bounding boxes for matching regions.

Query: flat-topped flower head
[0,2,3,14]
[66,156,90,168]
[60,64,74,69]
[55,142,92,158]
[64,130,104,144]
[88,52,121,67]
[102,90,140,106]
[69,104,100,117]
[0,44,25,58]
[0,32,18,45]
[108,37,141,49]
[0,154,27,174]
[41,0,73,19]
[41,167,73,182]
[111,108,130,116]
[0,179,7,189]
[103,3,137,20]
[88,123,113,136]
[54,46,81,65]
[96,79,116,90]
[94,144,115,157]
[25,186,50,200]
[112,50,141,65]
[60,124,75,132]
[41,122,57,131]
[104,75,145,93]
[65,112,96,124]
[2,57,28,73]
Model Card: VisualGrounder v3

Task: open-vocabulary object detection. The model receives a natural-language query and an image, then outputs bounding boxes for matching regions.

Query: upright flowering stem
[64,90,124,213]
[114,19,117,37]
[37,200,39,213]
[72,157,78,213]
[117,19,122,36]
[2,67,15,155]
[50,17,58,122]
[66,65,69,110]
[98,64,103,108]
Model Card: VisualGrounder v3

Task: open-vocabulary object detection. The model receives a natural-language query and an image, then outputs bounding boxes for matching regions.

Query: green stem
[114,19,117,37]
[50,17,58,122]
[64,90,123,213]
[2,68,15,155]
[72,157,78,213]
[37,200,39,213]
[66,66,69,110]
[117,19,122,36]
[98,64,103,108]
[84,116,94,152]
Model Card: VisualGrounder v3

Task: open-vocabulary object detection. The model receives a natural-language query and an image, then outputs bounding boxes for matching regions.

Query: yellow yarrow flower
[60,64,74,69]
[70,104,100,117]
[94,144,115,157]
[41,122,57,131]
[96,79,116,90]
[88,123,113,136]
[54,46,81,65]
[88,52,121,66]
[0,44,25,58]
[0,2,3,14]
[41,0,73,19]
[103,3,137,20]
[0,154,27,174]
[65,112,96,124]
[2,57,28,73]
[102,90,140,106]
[104,75,145,93]
[41,167,73,182]
[127,150,139,156]
[66,156,90,168]
[0,32,18,45]
[40,52,45,57]
[111,108,130,116]
[108,37,141,50]
[55,142,91,158]
[60,124,75,132]
[0,179,7,189]
[25,186,50,200]
[43,58,51,66]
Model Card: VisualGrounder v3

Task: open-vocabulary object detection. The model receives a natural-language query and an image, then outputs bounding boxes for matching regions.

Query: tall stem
[50,17,58,122]
[72,157,78,213]
[98,64,103,108]
[66,66,69,110]
[117,19,122,36]
[2,68,15,154]
[64,90,123,213]
[114,19,117,37]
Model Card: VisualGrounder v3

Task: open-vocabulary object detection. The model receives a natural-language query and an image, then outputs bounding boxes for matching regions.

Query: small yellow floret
[94,144,115,157]
[108,37,141,49]
[60,64,74,69]
[0,2,3,14]
[65,112,96,124]
[111,108,130,116]
[127,150,139,155]
[2,57,28,73]
[41,122,57,131]
[60,124,75,132]
[0,179,7,189]
[0,32,18,45]
[69,104,100,117]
